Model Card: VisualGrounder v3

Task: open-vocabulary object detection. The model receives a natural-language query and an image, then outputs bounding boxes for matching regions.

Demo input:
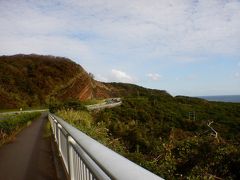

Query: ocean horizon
[198,95,240,103]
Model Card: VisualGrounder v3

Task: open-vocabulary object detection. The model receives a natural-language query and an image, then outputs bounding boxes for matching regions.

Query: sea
[199,95,240,103]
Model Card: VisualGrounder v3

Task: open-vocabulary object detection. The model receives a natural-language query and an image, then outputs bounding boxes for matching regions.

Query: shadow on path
[0,113,58,180]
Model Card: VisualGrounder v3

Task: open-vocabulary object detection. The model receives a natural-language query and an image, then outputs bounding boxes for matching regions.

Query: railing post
[66,135,71,178]
[58,124,62,156]
[54,119,58,142]
[49,113,163,180]
[68,136,75,180]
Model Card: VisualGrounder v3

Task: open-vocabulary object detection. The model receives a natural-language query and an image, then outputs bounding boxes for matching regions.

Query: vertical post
[58,124,62,156]
[66,135,71,175]
[68,136,75,180]
[54,119,58,142]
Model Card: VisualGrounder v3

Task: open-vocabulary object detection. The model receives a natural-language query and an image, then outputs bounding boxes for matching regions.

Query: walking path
[0,112,57,180]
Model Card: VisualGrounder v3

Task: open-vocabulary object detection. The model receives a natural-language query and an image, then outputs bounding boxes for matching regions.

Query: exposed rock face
[0,54,109,108]
[0,54,170,109]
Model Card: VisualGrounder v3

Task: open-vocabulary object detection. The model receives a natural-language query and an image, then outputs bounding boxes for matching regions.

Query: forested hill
[0,54,92,108]
[94,95,240,179]
[0,54,171,109]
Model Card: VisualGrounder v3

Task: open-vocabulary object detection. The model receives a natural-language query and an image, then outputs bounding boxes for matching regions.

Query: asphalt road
[0,109,48,116]
[0,112,57,180]
[86,101,122,110]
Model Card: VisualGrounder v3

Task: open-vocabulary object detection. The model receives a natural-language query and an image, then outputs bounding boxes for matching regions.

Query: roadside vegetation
[97,97,240,179]
[0,112,41,146]
[81,99,105,105]
[51,95,240,179]
[51,100,125,152]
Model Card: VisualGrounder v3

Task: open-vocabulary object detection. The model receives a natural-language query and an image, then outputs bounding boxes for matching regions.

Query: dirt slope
[0,54,170,109]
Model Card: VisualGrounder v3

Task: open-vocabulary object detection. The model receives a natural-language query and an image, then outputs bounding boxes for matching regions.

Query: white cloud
[147,73,162,81]
[185,74,197,80]
[95,74,108,82]
[0,35,94,65]
[1,0,240,62]
[235,72,240,78]
[110,69,134,83]
[0,0,240,95]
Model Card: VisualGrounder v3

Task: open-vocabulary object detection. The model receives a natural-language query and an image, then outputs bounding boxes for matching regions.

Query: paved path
[86,102,122,110]
[0,109,48,116]
[0,112,57,180]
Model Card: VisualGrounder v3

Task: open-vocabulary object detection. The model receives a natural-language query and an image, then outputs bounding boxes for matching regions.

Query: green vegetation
[57,109,125,152]
[2,54,239,178]
[81,99,105,105]
[0,112,41,146]
[0,54,176,109]
[56,94,240,179]
[43,121,52,138]
[49,100,87,113]
[0,54,84,109]
[94,96,240,179]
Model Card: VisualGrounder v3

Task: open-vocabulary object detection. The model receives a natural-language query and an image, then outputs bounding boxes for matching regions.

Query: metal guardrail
[86,102,122,111]
[49,113,163,180]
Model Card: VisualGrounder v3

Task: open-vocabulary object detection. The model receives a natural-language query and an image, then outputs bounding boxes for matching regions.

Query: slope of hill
[0,54,171,109]
[93,95,240,179]
[1,54,240,178]
[2,54,238,108]
[0,54,93,108]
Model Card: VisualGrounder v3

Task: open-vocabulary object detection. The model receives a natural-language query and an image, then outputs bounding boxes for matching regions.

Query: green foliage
[0,112,41,145]
[93,96,240,179]
[55,93,240,179]
[57,109,125,153]
[0,54,83,109]
[81,99,104,105]
[49,100,87,113]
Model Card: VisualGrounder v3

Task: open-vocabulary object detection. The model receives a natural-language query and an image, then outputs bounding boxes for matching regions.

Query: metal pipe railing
[49,113,163,180]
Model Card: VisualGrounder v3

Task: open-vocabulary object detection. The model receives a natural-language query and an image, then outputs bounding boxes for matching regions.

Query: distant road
[0,109,48,116]
[86,98,122,110]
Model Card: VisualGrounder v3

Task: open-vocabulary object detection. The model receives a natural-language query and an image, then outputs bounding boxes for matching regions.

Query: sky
[0,0,240,96]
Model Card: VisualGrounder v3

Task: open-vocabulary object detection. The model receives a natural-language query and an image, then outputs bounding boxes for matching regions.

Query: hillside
[54,91,240,179]
[2,54,240,178]
[93,95,240,179]
[0,54,98,108]
[0,54,171,109]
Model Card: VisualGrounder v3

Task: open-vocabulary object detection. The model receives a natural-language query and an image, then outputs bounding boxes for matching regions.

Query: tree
[89,72,94,79]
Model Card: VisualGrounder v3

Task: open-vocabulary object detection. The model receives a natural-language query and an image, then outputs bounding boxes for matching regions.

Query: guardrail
[86,102,122,111]
[48,113,163,180]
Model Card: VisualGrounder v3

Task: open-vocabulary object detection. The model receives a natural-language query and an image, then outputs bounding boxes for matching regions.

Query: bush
[0,112,41,145]
[49,100,86,113]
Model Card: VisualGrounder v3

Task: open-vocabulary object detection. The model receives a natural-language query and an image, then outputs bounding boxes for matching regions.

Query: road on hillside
[0,112,57,180]
[86,98,122,110]
[0,109,48,116]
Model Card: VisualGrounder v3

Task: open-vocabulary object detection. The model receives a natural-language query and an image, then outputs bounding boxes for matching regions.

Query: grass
[0,113,16,120]
[57,109,125,153]
[0,106,47,113]
[0,112,41,146]
[43,121,52,138]
[0,109,19,113]
[81,99,105,105]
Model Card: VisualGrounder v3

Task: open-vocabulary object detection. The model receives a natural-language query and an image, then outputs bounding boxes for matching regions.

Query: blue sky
[0,0,240,96]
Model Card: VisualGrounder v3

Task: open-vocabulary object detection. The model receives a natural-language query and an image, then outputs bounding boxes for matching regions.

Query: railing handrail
[86,102,122,110]
[49,113,163,180]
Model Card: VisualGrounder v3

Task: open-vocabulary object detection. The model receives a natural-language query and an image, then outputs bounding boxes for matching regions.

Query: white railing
[86,102,122,111]
[49,113,163,180]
